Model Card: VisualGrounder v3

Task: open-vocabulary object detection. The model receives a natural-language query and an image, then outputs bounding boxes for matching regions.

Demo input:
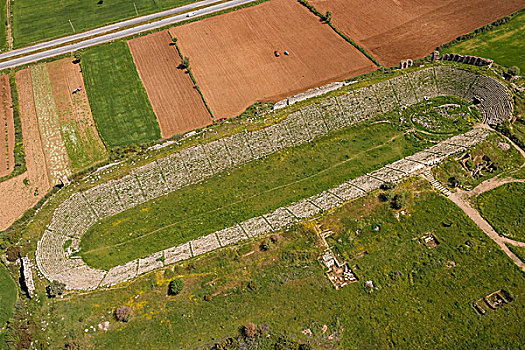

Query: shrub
[243,323,258,338]
[204,294,212,301]
[181,56,190,69]
[378,192,392,202]
[508,66,520,77]
[46,280,66,297]
[168,278,184,295]
[324,11,332,23]
[270,234,281,243]
[260,239,271,251]
[6,246,21,262]
[380,182,396,190]
[391,193,406,210]
[247,280,258,291]
[115,306,132,322]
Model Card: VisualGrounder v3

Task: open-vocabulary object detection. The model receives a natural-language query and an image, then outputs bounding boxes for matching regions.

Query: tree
[46,280,66,297]
[6,246,20,262]
[324,11,332,23]
[378,192,392,202]
[259,239,271,251]
[115,306,132,322]
[391,193,406,210]
[380,182,396,190]
[171,36,178,43]
[168,278,184,295]
[181,56,190,69]
[508,66,520,77]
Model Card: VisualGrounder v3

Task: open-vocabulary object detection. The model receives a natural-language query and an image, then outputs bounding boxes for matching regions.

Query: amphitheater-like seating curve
[35,66,511,290]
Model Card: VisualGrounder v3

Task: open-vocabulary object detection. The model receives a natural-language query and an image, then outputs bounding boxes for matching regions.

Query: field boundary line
[296,0,382,67]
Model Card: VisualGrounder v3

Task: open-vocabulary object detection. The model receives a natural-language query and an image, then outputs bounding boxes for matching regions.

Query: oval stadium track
[35,67,512,290]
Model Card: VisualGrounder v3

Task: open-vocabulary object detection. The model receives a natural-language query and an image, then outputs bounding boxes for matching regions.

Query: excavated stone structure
[35,67,512,290]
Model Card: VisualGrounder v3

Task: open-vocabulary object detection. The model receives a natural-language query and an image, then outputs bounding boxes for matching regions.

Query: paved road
[0,0,257,70]
[0,0,228,61]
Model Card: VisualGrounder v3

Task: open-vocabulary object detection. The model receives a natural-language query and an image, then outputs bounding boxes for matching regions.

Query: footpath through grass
[12,0,198,48]
[82,42,160,148]
[476,182,525,242]
[441,11,525,71]
[31,184,525,349]
[0,263,17,348]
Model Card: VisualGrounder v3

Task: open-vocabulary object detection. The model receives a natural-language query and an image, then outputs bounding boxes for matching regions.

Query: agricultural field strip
[29,65,72,184]
[35,66,511,289]
[0,75,14,176]
[36,128,492,290]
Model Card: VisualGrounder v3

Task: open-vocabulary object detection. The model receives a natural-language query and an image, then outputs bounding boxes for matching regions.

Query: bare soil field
[169,0,377,118]
[47,58,106,171]
[0,70,50,231]
[29,64,72,184]
[310,0,524,67]
[0,75,14,177]
[129,31,211,137]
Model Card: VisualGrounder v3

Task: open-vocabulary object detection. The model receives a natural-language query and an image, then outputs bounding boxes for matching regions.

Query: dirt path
[449,191,525,272]
[467,177,525,197]
[442,126,525,271]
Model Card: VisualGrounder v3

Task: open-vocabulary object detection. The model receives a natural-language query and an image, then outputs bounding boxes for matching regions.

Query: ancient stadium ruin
[35,66,513,290]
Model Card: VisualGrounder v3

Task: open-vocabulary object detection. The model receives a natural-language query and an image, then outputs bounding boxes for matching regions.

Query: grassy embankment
[80,98,476,269]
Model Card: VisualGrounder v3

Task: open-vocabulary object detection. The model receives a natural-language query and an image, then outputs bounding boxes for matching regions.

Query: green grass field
[82,42,160,148]
[476,182,525,242]
[442,12,525,71]
[0,264,17,349]
[0,0,6,50]
[12,0,197,48]
[508,245,525,263]
[79,98,476,269]
[26,182,525,349]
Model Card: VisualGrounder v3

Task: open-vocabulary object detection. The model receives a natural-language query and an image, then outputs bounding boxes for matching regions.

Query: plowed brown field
[169,0,377,118]
[0,70,51,231]
[309,0,525,67]
[0,75,14,177]
[129,31,211,137]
